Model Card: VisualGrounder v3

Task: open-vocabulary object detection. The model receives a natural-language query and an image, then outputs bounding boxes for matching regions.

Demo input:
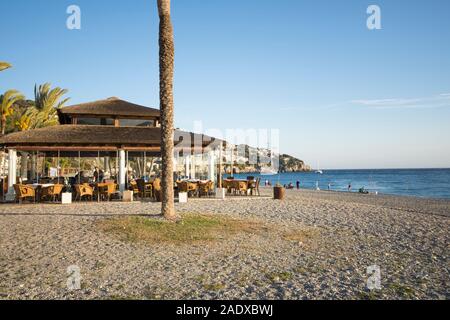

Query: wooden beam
[12,146,119,152]
[60,113,159,120]
[8,144,216,153]
[123,146,161,152]
[11,146,161,152]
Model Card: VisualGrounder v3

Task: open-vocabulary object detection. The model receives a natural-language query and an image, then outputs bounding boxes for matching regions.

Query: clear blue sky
[1,0,450,169]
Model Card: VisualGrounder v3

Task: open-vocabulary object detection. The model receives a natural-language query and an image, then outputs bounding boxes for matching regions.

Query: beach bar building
[0,97,221,201]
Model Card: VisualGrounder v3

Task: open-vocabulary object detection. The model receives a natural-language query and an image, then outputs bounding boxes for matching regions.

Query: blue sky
[1,0,450,169]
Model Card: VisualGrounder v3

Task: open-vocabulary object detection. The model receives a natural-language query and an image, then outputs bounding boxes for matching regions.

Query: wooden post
[78,151,81,184]
[57,150,60,184]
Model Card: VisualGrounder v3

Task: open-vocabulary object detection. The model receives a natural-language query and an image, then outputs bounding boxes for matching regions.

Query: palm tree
[27,83,69,130]
[15,112,32,131]
[158,0,177,220]
[0,90,25,135]
[0,62,12,72]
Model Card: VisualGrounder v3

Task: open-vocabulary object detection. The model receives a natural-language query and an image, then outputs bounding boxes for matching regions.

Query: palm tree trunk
[158,0,176,220]
[1,115,5,135]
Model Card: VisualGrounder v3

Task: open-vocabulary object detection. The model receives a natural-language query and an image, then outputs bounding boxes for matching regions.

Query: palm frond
[0,62,12,72]
[33,83,70,128]
[1,90,25,117]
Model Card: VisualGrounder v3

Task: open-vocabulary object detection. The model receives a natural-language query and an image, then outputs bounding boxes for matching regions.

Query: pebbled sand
[0,188,448,300]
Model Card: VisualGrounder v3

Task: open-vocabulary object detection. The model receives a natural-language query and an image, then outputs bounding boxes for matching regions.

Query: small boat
[315,161,323,174]
[260,167,278,176]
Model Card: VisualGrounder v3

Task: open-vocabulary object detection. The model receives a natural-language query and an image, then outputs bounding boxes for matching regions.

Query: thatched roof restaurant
[0,98,222,199]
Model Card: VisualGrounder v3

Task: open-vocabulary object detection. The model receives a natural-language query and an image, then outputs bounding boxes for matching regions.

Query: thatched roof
[58,97,160,121]
[0,125,220,149]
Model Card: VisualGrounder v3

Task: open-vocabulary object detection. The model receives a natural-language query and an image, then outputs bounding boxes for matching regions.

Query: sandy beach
[0,188,448,300]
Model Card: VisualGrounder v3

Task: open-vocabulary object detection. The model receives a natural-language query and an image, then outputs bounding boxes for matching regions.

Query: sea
[229,169,450,200]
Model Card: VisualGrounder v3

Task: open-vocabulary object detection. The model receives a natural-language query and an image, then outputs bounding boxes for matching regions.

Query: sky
[1,0,450,169]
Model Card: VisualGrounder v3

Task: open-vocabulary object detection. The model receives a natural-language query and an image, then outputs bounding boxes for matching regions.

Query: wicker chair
[198,181,214,197]
[177,181,195,197]
[129,180,141,199]
[177,181,189,193]
[223,180,234,195]
[40,184,64,202]
[234,180,248,196]
[13,184,36,203]
[97,182,117,201]
[74,184,94,201]
[152,178,162,201]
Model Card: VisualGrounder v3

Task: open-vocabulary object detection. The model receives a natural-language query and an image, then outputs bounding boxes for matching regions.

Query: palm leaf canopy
[0,62,12,72]
[0,90,25,118]
[32,83,70,128]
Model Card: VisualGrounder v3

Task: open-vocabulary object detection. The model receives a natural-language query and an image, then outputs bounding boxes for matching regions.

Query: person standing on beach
[328,183,331,191]
[348,183,352,192]
[296,180,300,189]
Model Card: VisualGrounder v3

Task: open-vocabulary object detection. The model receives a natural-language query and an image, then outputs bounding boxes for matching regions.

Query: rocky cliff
[227,144,311,173]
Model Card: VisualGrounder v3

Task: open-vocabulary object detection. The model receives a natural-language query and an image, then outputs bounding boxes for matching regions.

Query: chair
[152,178,162,201]
[129,180,141,199]
[223,180,234,195]
[248,177,260,196]
[96,183,115,201]
[40,184,64,202]
[177,181,189,193]
[136,179,152,199]
[1,178,7,198]
[255,177,261,196]
[13,184,36,203]
[198,181,213,198]
[235,180,248,196]
[75,184,94,201]
[208,181,215,196]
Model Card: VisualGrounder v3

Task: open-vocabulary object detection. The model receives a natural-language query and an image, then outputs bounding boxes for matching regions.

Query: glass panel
[119,119,154,127]
[77,117,114,126]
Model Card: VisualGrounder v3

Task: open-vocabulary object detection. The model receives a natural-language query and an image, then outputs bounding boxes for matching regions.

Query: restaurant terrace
[0,97,249,202]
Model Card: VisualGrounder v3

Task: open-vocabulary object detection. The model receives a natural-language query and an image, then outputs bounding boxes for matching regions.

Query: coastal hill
[279,153,311,172]
[227,144,311,173]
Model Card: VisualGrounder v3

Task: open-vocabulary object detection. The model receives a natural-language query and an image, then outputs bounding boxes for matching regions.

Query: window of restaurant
[77,117,114,126]
[119,119,154,127]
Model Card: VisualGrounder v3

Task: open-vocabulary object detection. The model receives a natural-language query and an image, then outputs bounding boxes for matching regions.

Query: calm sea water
[229,169,450,200]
